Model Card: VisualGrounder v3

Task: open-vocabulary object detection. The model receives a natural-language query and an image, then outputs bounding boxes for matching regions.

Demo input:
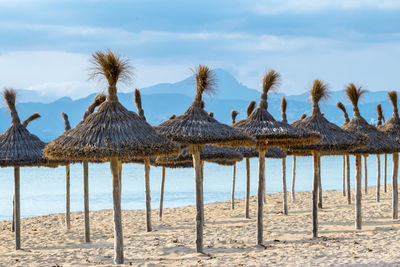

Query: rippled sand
[1,185,400,266]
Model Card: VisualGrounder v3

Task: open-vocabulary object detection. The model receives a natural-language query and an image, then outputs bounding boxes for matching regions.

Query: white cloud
[250,0,400,14]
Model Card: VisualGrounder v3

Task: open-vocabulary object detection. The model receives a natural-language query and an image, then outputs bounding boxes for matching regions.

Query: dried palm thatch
[337,101,350,124]
[235,146,286,158]
[247,101,256,117]
[22,113,40,128]
[231,110,239,124]
[233,71,320,147]
[377,104,385,126]
[281,96,287,123]
[342,85,400,154]
[0,89,49,167]
[44,50,182,264]
[134,89,146,120]
[82,94,106,120]
[155,65,254,147]
[377,91,400,143]
[288,80,369,155]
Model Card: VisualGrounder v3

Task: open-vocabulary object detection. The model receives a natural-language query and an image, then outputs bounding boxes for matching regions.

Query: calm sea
[0,154,393,221]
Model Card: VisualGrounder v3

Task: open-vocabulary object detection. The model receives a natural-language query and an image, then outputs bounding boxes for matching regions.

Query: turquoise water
[0,155,393,221]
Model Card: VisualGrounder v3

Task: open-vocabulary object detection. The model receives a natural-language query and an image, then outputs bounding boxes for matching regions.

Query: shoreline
[1,185,400,266]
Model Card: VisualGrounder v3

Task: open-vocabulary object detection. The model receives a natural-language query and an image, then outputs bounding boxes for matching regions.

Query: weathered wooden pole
[384,154,388,193]
[66,164,71,230]
[393,152,399,219]
[318,156,322,209]
[191,145,204,253]
[231,163,236,209]
[346,155,351,204]
[12,194,15,232]
[342,156,346,196]
[364,155,368,194]
[83,161,90,243]
[159,167,166,221]
[144,157,152,232]
[377,155,381,202]
[312,153,319,238]
[282,157,288,215]
[355,155,362,229]
[245,158,251,219]
[201,160,205,225]
[291,156,296,201]
[110,157,123,264]
[257,149,266,245]
[14,167,21,250]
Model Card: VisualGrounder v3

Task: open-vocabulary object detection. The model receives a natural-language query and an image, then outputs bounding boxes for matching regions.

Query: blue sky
[0,0,399,99]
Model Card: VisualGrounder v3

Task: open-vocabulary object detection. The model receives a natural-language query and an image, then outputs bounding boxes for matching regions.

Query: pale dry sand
[1,186,400,266]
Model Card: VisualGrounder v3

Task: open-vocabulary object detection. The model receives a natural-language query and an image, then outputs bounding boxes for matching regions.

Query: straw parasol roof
[377,91,400,144]
[0,89,49,167]
[154,66,254,147]
[288,80,369,155]
[341,85,400,154]
[44,65,181,161]
[233,71,320,147]
[337,101,350,125]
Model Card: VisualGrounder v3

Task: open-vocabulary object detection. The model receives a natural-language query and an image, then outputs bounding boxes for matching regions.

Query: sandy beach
[1,185,400,266]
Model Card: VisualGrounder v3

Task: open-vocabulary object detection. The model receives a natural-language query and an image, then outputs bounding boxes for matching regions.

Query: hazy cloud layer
[0,0,399,99]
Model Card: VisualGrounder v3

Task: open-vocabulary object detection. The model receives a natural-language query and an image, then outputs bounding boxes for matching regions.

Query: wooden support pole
[83,161,90,243]
[291,156,296,201]
[364,155,368,195]
[282,157,288,215]
[312,153,319,238]
[191,145,204,253]
[377,155,381,202]
[66,164,71,230]
[346,155,351,205]
[201,161,205,225]
[257,149,266,245]
[355,155,362,230]
[393,152,399,220]
[14,167,21,250]
[12,194,15,232]
[245,158,251,219]
[144,157,152,232]
[231,163,236,210]
[318,156,322,209]
[159,167,166,221]
[110,157,124,264]
[342,156,346,196]
[384,154,388,193]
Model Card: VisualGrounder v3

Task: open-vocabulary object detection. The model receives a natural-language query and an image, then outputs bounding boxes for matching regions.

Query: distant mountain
[0,69,396,142]
[141,69,261,101]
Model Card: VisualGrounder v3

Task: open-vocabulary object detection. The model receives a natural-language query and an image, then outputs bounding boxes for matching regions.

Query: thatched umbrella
[10,112,41,233]
[377,104,388,196]
[290,113,307,202]
[233,70,320,245]
[341,84,400,228]
[336,101,352,205]
[288,80,369,237]
[44,50,182,264]
[377,91,400,218]
[0,88,53,250]
[155,65,254,252]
